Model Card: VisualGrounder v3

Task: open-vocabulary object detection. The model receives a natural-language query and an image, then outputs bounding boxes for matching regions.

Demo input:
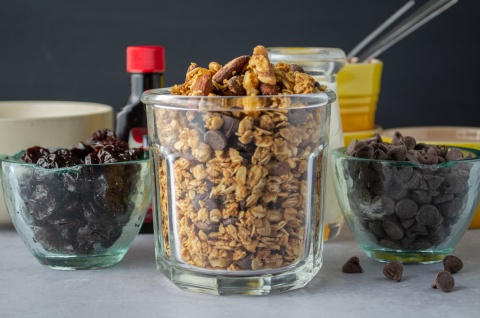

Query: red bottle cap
[126,46,165,73]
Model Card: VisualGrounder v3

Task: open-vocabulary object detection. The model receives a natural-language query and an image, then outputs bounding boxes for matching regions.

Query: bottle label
[128,127,153,224]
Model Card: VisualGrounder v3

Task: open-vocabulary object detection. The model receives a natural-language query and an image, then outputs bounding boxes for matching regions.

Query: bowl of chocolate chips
[331,131,480,263]
[0,129,152,270]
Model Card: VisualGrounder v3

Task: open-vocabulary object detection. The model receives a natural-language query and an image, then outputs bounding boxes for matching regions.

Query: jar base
[363,248,452,264]
[34,253,125,270]
[156,256,322,295]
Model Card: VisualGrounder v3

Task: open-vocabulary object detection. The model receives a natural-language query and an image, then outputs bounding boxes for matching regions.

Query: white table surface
[1,225,479,318]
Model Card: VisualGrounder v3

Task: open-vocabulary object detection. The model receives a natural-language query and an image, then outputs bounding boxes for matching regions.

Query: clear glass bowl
[0,152,152,270]
[331,146,480,263]
[142,88,334,295]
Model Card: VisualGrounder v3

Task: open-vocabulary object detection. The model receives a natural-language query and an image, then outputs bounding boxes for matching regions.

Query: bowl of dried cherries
[331,131,480,263]
[0,129,152,270]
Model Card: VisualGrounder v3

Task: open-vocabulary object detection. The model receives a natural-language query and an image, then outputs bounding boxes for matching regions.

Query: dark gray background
[1,0,479,130]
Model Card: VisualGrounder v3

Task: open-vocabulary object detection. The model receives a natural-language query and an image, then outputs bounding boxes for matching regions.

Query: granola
[155,45,329,271]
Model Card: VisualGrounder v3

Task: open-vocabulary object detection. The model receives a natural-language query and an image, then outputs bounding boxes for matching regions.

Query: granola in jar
[149,45,332,271]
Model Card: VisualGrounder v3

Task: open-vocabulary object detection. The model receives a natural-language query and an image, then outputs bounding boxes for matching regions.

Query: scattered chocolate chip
[443,255,463,273]
[383,261,403,282]
[432,271,455,292]
[342,256,363,273]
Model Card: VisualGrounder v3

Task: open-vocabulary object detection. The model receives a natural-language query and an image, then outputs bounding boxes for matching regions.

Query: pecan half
[213,55,250,84]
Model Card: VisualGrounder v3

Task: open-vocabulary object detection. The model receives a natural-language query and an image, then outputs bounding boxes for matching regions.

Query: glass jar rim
[141,87,335,111]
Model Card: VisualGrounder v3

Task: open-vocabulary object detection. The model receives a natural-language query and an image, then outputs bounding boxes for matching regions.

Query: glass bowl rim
[140,87,336,111]
[0,150,150,171]
[331,145,480,167]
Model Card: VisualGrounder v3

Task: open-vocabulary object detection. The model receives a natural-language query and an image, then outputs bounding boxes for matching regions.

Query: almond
[213,55,250,84]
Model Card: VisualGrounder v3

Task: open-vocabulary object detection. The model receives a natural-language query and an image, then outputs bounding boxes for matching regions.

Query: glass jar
[142,88,334,295]
[268,47,346,241]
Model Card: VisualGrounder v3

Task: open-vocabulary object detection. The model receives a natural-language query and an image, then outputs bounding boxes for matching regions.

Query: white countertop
[1,225,479,318]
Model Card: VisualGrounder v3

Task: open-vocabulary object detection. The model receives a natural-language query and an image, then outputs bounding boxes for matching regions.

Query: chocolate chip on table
[383,261,404,282]
[342,256,363,273]
[432,271,455,292]
[443,255,464,273]
[204,129,227,150]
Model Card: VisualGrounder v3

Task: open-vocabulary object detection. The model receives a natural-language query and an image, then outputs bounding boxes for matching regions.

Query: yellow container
[337,60,383,132]
[382,126,480,229]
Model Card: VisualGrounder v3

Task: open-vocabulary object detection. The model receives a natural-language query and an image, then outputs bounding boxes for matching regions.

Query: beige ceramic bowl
[382,126,480,229]
[0,101,114,227]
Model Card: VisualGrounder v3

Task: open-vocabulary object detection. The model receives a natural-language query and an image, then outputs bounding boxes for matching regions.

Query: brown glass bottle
[115,46,165,233]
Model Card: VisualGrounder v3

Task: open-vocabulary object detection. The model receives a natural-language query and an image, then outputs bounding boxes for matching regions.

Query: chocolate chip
[411,237,432,249]
[221,217,239,226]
[227,75,246,95]
[204,130,227,150]
[432,271,455,292]
[427,224,446,244]
[383,220,404,240]
[356,145,375,159]
[380,239,402,249]
[446,148,463,161]
[346,139,359,156]
[443,255,463,273]
[273,161,291,176]
[439,197,464,218]
[236,254,253,269]
[416,204,441,226]
[204,198,221,211]
[194,221,219,233]
[432,193,454,204]
[374,149,388,160]
[387,145,407,161]
[290,64,305,73]
[389,183,408,200]
[221,115,240,138]
[404,136,416,150]
[395,199,418,219]
[288,109,308,125]
[401,217,416,229]
[442,175,467,194]
[342,256,363,273]
[383,261,403,282]
[411,190,432,204]
[188,121,206,136]
[391,131,405,146]
[406,222,428,238]
[394,167,414,183]
[369,221,386,238]
[193,192,208,210]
